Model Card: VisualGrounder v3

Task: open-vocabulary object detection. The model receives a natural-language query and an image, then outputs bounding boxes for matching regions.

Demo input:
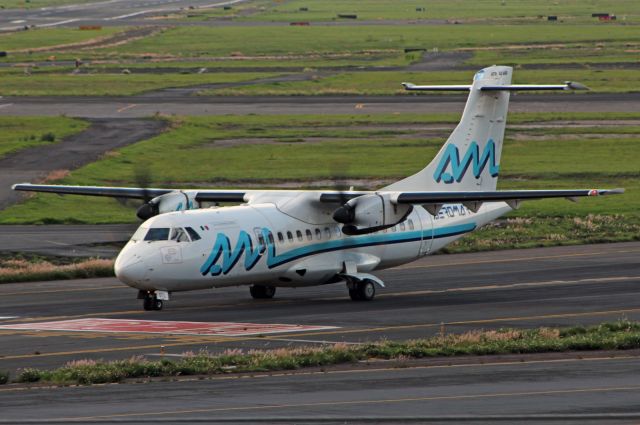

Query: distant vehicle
[13,66,623,311]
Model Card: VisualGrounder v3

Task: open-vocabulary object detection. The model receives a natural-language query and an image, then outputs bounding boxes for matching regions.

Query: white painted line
[37,19,80,28]
[104,10,155,20]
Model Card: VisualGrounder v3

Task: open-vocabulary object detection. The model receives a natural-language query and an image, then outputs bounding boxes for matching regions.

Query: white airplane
[13,66,623,311]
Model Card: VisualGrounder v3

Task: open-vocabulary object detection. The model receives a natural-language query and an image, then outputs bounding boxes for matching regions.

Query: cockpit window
[131,226,148,242]
[185,227,201,241]
[170,227,190,243]
[144,228,170,241]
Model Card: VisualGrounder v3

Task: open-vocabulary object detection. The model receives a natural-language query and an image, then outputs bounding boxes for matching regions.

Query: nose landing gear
[250,285,276,299]
[139,290,167,311]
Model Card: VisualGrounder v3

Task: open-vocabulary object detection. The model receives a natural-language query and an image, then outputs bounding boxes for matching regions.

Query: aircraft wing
[11,183,247,203]
[390,189,624,204]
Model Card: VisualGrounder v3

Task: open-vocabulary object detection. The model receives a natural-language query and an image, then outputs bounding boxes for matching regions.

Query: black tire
[357,280,376,301]
[143,295,153,311]
[349,288,362,301]
[153,299,163,310]
[250,285,276,299]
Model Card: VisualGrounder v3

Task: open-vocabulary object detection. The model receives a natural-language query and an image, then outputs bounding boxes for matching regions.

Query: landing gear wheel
[143,295,153,311]
[250,285,276,299]
[350,280,376,301]
[153,299,163,310]
[143,293,163,311]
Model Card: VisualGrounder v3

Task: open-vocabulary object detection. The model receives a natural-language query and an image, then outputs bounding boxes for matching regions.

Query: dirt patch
[0,118,168,210]
[12,27,163,53]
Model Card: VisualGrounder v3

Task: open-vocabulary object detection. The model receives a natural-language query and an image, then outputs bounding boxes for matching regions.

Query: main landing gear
[250,285,276,299]
[348,279,376,301]
[139,290,165,311]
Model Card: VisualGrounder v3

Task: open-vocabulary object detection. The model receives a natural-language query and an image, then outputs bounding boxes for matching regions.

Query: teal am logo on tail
[433,140,499,184]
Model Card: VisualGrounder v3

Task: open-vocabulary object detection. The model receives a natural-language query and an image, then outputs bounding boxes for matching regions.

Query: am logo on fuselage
[433,140,499,184]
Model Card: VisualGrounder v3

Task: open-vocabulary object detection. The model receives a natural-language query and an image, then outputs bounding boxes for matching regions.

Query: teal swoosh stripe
[266,222,476,269]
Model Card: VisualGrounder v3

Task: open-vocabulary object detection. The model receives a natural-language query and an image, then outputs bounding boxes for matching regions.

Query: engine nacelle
[137,191,200,220]
[333,193,412,235]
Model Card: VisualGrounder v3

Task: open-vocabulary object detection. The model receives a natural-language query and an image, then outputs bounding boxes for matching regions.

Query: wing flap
[393,189,624,204]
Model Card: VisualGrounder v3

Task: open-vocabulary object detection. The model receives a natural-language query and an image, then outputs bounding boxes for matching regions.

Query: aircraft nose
[114,256,148,286]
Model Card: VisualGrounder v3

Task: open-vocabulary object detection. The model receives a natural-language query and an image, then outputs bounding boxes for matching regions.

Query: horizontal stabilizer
[403,81,588,92]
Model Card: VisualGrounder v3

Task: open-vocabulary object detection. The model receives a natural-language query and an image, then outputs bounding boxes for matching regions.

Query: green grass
[103,25,640,58]
[204,69,640,95]
[0,116,88,158]
[0,112,636,230]
[0,27,123,52]
[0,70,282,96]
[0,257,114,284]
[11,320,640,386]
[243,0,640,22]
[467,43,640,66]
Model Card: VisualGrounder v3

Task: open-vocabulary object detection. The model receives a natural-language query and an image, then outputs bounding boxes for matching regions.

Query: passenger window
[185,227,201,241]
[296,230,303,241]
[399,222,406,231]
[170,227,190,242]
[324,227,331,239]
[287,231,294,243]
[253,228,265,248]
[408,219,415,230]
[315,228,322,240]
[306,229,313,241]
[144,228,170,241]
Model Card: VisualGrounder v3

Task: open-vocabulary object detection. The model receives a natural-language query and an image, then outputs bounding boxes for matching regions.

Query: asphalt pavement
[0,241,639,422]
[1,93,638,118]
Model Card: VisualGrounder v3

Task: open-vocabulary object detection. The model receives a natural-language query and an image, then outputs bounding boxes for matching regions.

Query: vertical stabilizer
[384,66,513,192]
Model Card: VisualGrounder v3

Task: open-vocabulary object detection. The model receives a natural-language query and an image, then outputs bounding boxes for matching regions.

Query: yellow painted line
[393,248,640,270]
[116,103,137,113]
[5,273,634,325]
[3,307,640,362]
[0,337,235,360]
[1,285,124,297]
[377,275,640,299]
[255,307,640,340]
[65,385,640,420]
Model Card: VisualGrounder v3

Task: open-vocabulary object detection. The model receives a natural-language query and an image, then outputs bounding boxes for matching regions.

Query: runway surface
[1,241,640,421]
[1,93,639,118]
[0,0,248,31]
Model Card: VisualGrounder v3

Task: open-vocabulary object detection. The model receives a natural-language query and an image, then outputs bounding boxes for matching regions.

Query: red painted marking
[0,318,337,337]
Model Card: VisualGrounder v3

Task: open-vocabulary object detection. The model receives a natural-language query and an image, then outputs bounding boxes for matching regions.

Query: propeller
[134,165,158,220]
[329,161,357,225]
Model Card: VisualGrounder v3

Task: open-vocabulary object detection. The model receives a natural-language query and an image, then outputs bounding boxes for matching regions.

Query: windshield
[144,228,170,241]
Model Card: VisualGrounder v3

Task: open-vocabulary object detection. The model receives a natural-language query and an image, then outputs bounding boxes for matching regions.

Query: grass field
[101,25,640,58]
[0,27,123,51]
[240,0,640,22]
[1,112,637,249]
[0,70,281,96]
[0,116,88,158]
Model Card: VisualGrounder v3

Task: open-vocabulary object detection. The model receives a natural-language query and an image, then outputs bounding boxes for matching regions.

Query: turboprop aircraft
[12,66,623,311]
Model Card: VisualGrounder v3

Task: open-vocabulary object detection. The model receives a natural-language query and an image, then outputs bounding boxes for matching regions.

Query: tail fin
[384,65,513,192]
